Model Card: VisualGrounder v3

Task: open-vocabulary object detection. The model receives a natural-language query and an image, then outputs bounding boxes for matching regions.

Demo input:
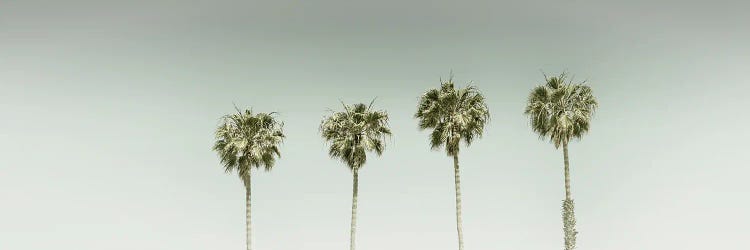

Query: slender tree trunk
[453,154,465,250]
[563,142,571,200]
[244,172,252,250]
[350,169,359,250]
[562,141,578,250]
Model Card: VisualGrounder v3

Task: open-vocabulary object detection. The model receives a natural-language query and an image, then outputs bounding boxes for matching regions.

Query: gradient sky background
[1,1,749,250]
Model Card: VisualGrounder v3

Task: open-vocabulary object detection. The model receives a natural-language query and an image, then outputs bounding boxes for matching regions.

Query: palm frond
[321,100,391,171]
[415,74,490,156]
[212,108,285,180]
[524,73,598,148]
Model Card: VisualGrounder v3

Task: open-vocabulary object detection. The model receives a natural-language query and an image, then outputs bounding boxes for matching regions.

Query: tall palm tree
[524,72,598,250]
[415,75,490,250]
[212,107,285,250]
[320,101,391,250]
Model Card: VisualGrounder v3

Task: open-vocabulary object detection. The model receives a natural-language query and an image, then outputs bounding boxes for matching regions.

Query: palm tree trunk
[350,169,359,250]
[244,172,252,250]
[562,141,578,250]
[453,154,465,250]
[563,142,571,200]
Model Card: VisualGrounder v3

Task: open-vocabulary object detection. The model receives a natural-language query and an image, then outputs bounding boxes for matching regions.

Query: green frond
[524,73,598,148]
[321,100,391,171]
[429,124,447,151]
[212,108,285,178]
[415,74,490,157]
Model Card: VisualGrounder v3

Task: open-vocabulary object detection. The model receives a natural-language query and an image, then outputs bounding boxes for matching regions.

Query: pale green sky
[1,1,749,250]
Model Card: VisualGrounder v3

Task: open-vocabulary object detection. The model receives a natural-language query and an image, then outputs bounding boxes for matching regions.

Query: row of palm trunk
[212,72,598,250]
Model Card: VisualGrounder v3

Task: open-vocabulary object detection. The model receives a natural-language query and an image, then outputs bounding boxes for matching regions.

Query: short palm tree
[320,101,391,250]
[415,75,490,250]
[212,108,285,250]
[524,73,598,250]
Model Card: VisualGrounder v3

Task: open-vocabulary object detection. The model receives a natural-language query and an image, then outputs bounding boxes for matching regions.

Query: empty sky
[1,1,749,250]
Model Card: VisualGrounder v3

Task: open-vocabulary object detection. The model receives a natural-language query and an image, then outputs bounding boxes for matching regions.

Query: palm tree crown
[320,101,391,170]
[524,73,598,148]
[415,76,490,156]
[213,109,285,178]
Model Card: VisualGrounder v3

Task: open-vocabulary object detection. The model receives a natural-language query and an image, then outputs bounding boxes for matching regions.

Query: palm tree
[320,100,391,250]
[524,72,598,250]
[212,107,285,250]
[415,75,490,250]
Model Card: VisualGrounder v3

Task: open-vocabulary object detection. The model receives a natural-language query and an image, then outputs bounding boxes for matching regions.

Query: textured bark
[453,154,465,250]
[244,172,252,250]
[562,142,577,250]
[562,199,578,250]
[350,169,359,250]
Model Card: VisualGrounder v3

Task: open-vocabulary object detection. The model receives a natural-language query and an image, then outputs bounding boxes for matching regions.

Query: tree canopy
[320,101,392,170]
[213,109,285,179]
[415,76,490,156]
[524,73,598,148]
